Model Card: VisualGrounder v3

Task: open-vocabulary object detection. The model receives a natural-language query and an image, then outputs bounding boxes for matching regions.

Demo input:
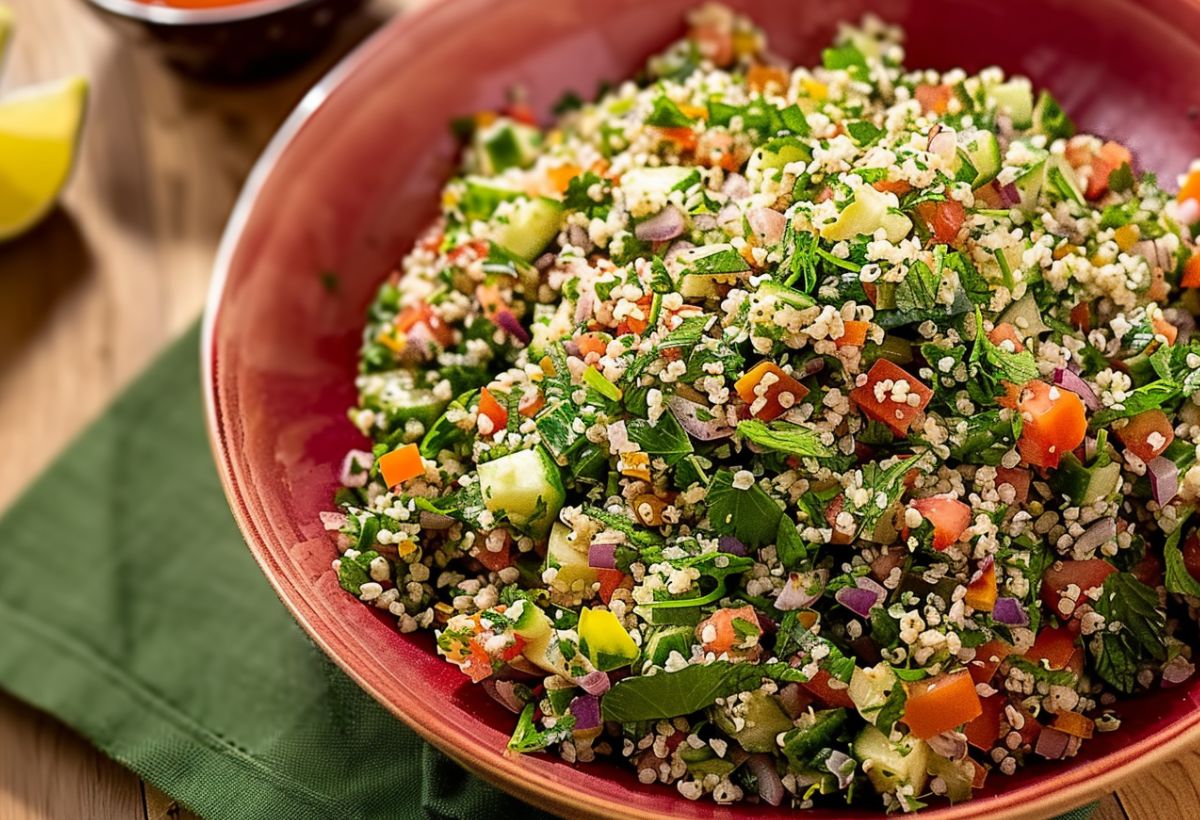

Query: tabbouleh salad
[324,4,1200,812]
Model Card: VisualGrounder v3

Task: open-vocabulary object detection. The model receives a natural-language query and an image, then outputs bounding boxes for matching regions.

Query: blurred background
[0,1,414,817]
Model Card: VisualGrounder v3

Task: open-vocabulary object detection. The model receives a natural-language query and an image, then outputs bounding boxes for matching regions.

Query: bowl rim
[201,1,1200,817]
[86,0,323,25]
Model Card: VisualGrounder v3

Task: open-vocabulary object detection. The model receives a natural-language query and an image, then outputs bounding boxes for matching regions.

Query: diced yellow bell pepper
[578,607,639,671]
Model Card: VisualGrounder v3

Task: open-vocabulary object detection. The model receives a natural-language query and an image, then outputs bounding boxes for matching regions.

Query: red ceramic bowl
[203,0,1200,816]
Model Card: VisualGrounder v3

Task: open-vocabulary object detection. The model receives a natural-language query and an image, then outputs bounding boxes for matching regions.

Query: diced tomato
[657,126,698,152]
[1131,551,1164,587]
[873,179,913,197]
[394,301,455,349]
[460,639,495,683]
[734,361,810,421]
[617,295,653,336]
[575,332,609,358]
[503,101,538,126]
[915,198,966,246]
[1042,559,1116,618]
[849,360,933,437]
[870,545,907,583]
[910,495,972,551]
[915,83,953,115]
[903,670,982,739]
[746,64,789,91]
[968,757,989,791]
[500,634,528,662]
[378,443,424,487]
[477,387,509,431]
[1180,169,1200,205]
[994,466,1031,505]
[689,20,734,67]
[972,181,1004,208]
[1114,408,1175,463]
[963,693,1006,750]
[1069,301,1092,333]
[446,238,490,268]
[1182,533,1200,583]
[473,531,513,572]
[824,494,853,545]
[965,559,997,612]
[968,639,1014,685]
[696,605,761,655]
[987,322,1025,353]
[1085,141,1132,200]
[1015,381,1088,469]
[801,668,856,709]
[596,569,630,605]
[1182,253,1200,288]
[1025,626,1082,675]
[862,281,879,305]
[834,320,870,348]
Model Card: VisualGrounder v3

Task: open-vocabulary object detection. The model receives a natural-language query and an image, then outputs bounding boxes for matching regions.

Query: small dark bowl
[84,0,368,82]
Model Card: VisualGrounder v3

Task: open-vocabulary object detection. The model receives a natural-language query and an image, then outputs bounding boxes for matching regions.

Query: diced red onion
[824,749,857,790]
[319,511,347,531]
[854,574,887,599]
[404,321,435,359]
[747,207,787,246]
[569,694,602,731]
[803,358,826,377]
[588,543,619,570]
[997,181,1020,207]
[1169,308,1195,344]
[1035,727,1075,760]
[575,290,595,324]
[1162,654,1196,687]
[419,510,457,530]
[481,679,526,713]
[1148,456,1180,506]
[1076,517,1117,555]
[1053,368,1099,410]
[745,754,785,807]
[691,213,718,232]
[494,308,531,345]
[339,449,374,488]
[835,585,883,618]
[1132,238,1173,271]
[634,205,686,243]
[563,340,581,358]
[575,670,612,696]
[777,683,813,720]
[992,597,1029,626]
[722,172,750,200]
[968,556,994,587]
[534,251,557,271]
[667,395,734,441]
[775,570,826,611]
[926,731,968,761]
[567,223,592,251]
[716,203,742,231]
[606,420,630,451]
[663,240,695,267]
[718,535,748,556]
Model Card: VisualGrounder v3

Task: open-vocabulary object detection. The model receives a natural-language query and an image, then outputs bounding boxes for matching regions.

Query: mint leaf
[627,412,694,465]
[1090,572,1167,693]
[686,245,751,275]
[583,504,664,547]
[1164,513,1200,598]
[1091,379,1181,426]
[600,661,807,722]
[775,515,809,570]
[736,419,832,458]
[706,469,784,548]
[562,171,612,219]
[968,308,1039,399]
[846,452,932,538]
[646,94,694,128]
[846,119,884,147]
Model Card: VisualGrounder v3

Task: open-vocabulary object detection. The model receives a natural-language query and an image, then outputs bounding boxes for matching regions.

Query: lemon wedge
[0,75,88,241]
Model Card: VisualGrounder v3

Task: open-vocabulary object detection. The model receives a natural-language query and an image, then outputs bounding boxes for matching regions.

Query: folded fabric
[0,322,551,820]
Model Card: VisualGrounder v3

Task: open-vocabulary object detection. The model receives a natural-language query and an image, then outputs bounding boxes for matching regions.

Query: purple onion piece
[716,202,742,231]
[534,251,557,271]
[926,731,968,762]
[835,585,883,619]
[574,290,595,324]
[634,204,686,243]
[481,679,527,714]
[1162,655,1196,687]
[745,754,785,807]
[563,340,581,358]
[775,570,826,611]
[419,510,457,530]
[319,511,347,532]
[824,749,857,790]
[568,694,602,731]
[853,574,887,599]
[575,670,611,696]
[803,357,826,377]
[718,535,748,556]
[663,240,696,267]
[997,181,1021,207]
[339,449,374,488]
[1035,727,1075,760]
[667,395,734,441]
[992,596,1029,626]
[1148,456,1180,506]
[1053,367,1099,410]
[494,308,531,345]
[588,543,619,570]
[1075,517,1117,555]
[721,172,750,200]
[747,207,787,246]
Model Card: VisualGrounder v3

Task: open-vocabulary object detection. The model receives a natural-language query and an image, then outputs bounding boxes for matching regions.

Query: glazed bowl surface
[204,0,1200,816]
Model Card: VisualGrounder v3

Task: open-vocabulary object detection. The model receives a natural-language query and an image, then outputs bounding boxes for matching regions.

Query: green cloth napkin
[0,323,550,820]
[0,321,1099,820]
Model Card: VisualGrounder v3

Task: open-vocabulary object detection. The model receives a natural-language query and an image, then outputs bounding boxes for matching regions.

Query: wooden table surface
[0,0,1195,818]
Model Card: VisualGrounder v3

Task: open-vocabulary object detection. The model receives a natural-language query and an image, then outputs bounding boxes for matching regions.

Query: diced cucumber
[523,630,571,677]
[997,291,1049,340]
[988,78,1033,129]
[544,522,598,604]
[1012,157,1047,211]
[509,598,553,641]
[926,752,974,803]
[781,708,849,768]
[1032,89,1075,141]
[642,624,696,666]
[757,279,817,310]
[958,129,1001,188]
[680,745,738,778]
[853,725,930,795]
[492,196,564,261]
[1045,157,1085,207]
[712,691,795,753]
[461,175,523,221]
[620,165,697,217]
[848,664,897,726]
[747,136,812,182]
[820,184,912,242]
[478,447,565,537]
[679,272,738,299]
[357,370,449,432]
[474,118,541,174]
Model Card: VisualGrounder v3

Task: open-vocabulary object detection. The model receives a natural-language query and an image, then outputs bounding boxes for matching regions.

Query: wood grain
[0,0,1194,818]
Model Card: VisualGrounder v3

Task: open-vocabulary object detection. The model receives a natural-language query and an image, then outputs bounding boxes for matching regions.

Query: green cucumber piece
[475,119,541,174]
[543,522,598,603]
[997,291,1049,339]
[712,691,795,753]
[492,196,564,261]
[478,447,565,537]
[642,624,696,666]
[357,370,448,432]
[959,129,1001,188]
[461,176,523,221]
[1012,158,1048,211]
[989,78,1034,129]
[853,725,930,795]
[1032,89,1075,141]
[757,279,817,310]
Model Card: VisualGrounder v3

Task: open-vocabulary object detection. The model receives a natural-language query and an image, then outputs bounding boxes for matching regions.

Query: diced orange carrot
[833,320,870,348]
[746,64,789,91]
[849,359,933,437]
[987,322,1025,353]
[734,361,810,421]
[478,387,509,431]
[1183,253,1200,288]
[379,443,424,488]
[1051,711,1095,739]
[915,83,953,115]
[1180,169,1200,205]
[1153,316,1178,345]
[547,163,581,194]
[1115,408,1175,463]
[656,126,698,152]
[965,559,997,611]
[696,605,760,655]
[1015,381,1087,469]
[575,332,609,358]
[903,670,982,739]
[1042,559,1116,618]
[910,496,972,551]
[518,389,545,418]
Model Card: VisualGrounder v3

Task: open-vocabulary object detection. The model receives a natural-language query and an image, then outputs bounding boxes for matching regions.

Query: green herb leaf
[686,245,751,275]
[627,412,694,465]
[600,661,806,722]
[706,468,784,548]
[646,94,695,128]
[1090,571,1167,693]
[736,419,832,458]
[583,504,664,547]
[846,119,884,147]
[1164,513,1200,598]
[508,703,576,753]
